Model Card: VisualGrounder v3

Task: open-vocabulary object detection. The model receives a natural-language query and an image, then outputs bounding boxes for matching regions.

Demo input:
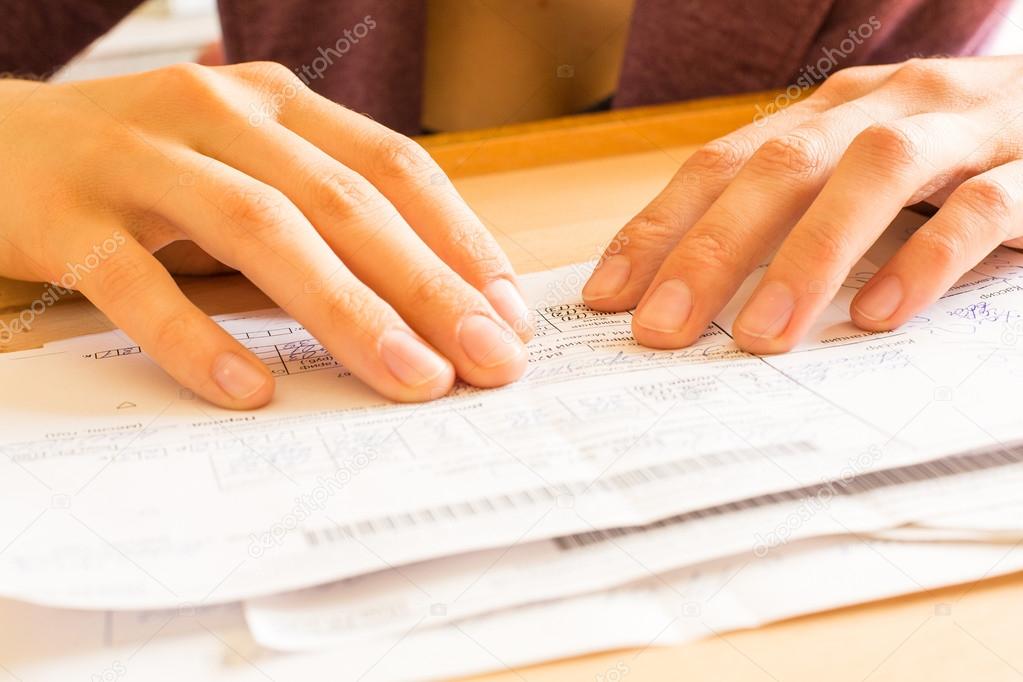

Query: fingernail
[634,279,693,333]
[484,279,533,338]
[213,352,269,400]
[736,281,795,339]
[380,329,450,388]
[583,255,631,301]
[855,274,903,322]
[459,314,523,369]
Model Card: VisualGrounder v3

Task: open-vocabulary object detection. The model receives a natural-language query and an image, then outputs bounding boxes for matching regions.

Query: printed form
[2,212,1023,610]
[243,445,1023,645]
[3,533,1022,682]
[239,535,1023,673]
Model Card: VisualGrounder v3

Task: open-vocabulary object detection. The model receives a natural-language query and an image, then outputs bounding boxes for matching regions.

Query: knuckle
[679,227,745,271]
[374,134,435,180]
[751,132,828,178]
[952,177,1017,224]
[220,187,290,239]
[405,266,465,310]
[686,136,753,178]
[307,171,378,218]
[150,313,195,356]
[444,219,508,278]
[819,65,870,96]
[237,60,302,88]
[157,63,222,104]
[621,210,682,248]
[90,256,150,298]
[851,123,922,172]
[893,57,929,78]
[795,221,851,266]
[151,63,251,125]
[913,229,963,269]
[323,285,385,333]
[230,61,306,123]
[159,62,213,88]
[890,58,959,95]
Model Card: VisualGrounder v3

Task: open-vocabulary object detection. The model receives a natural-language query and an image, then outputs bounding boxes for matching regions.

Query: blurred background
[55,0,1023,84]
[54,0,220,82]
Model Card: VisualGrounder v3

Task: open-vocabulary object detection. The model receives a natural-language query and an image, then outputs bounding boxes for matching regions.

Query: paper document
[870,497,1023,543]
[243,536,1023,680]
[242,443,1023,647]
[4,535,1020,682]
[3,211,1023,608]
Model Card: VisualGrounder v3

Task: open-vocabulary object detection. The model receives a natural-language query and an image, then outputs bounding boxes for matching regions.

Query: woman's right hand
[0,62,532,408]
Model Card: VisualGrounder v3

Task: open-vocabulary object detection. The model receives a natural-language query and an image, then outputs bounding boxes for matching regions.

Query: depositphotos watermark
[248,14,377,126]
[295,14,377,85]
[754,16,881,127]
[247,446,378,558]
[0,230,127,344]
[90,660,126,682]
[540,234,631,311]
[595,662,630,682]
[751,443,883,557]
[495,233,631,346]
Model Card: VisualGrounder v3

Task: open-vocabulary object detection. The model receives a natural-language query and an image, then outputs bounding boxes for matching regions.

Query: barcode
[553,440,1023,550]
[303,442,814,547]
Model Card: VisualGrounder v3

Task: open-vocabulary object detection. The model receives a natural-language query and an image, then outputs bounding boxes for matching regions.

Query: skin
[0,63,533,409]
[583,56,1023,353]
[5,55,1021,409]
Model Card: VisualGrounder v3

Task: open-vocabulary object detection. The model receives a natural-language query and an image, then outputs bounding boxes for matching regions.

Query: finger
[140,152,459,402]
[583,63,904,312]
[581,101,823,312]
[851,160,1023,330]
[733,112,995,352]
[260,67,532,339]
[200,123,527,387]
[628,95,908,349]
[71,229,275,409]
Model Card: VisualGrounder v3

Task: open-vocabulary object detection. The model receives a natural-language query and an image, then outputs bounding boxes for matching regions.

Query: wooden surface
[3,90,1023,681]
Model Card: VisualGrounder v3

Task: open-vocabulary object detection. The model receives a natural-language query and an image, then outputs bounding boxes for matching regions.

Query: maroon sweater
[0,0,1008,135]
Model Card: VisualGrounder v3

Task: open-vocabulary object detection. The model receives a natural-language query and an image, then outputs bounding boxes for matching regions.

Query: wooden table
[3,92,1022,681]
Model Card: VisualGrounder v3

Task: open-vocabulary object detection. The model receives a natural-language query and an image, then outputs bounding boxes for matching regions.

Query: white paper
[0,596,667,682]
[5,535,1021,682]
[243,443,1023,648]
[868,497,1023,543]
[5,211,1023,609]
[243,535,1023,679]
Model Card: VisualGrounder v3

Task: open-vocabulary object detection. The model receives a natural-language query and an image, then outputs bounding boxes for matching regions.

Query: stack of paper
[2,211,1022,679]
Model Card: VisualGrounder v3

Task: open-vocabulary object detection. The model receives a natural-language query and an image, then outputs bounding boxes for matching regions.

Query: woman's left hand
[583,56,1023,352]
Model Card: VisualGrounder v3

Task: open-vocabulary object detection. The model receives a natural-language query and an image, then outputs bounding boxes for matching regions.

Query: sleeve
[0,0,144,79]
[614,0,1012,110]
[217,0,426,135]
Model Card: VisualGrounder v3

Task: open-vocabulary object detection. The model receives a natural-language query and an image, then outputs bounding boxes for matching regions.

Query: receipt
[3,212,1023,608]
[869,497,1023,543]
[258,536,1023,680]
[242,444,1023,648]
[5,534,1019,682]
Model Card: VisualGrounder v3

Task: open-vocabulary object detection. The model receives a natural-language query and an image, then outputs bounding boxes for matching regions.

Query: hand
[583,56,1023,352]
[0,63,531,408]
